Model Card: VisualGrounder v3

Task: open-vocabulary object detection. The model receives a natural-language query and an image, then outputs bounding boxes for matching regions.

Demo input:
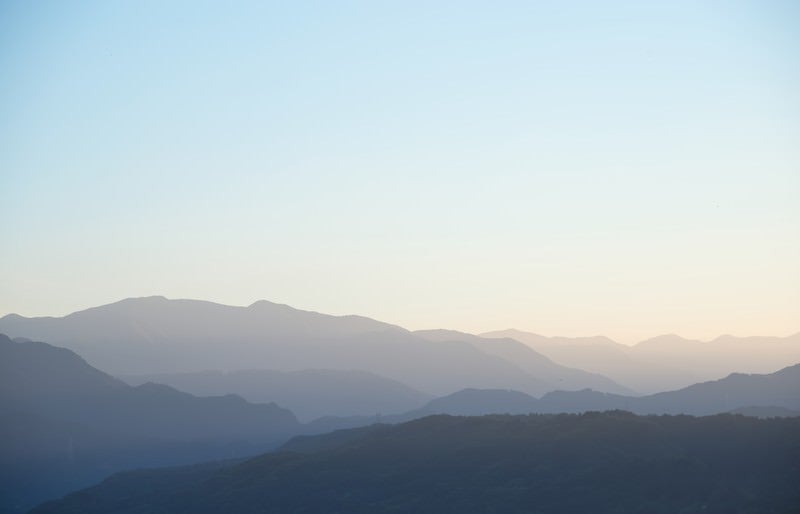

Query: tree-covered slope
[34,412,800,514]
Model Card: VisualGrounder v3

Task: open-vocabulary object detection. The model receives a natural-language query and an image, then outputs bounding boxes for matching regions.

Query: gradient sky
[1,1,798,343]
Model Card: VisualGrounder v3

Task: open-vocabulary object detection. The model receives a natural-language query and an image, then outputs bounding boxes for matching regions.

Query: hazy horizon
[2,1,799,344]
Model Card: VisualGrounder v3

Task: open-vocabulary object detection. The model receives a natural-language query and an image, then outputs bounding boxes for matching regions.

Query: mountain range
[0,296,631,397]
[3,329,799,512]
[32,412,800,513]
[121,369,432,422]
[4,297,798,399]
[482,328,800,393]
[0,334,299,513]
[303,362,800,432]
[3,296,799,512]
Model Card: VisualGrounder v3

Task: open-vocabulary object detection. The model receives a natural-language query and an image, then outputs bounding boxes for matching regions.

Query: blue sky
[1,1,798,342]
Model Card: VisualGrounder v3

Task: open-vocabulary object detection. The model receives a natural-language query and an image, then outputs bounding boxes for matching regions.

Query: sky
[1,1,798,344]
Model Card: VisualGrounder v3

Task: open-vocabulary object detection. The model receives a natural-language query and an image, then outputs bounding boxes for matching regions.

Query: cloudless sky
[1,1,798,343]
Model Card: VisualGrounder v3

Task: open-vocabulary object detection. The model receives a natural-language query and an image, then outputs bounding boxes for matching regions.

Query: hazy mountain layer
[33,412,800,514]
[420,362,800,417]
[0,297,626,396]
[121,369,432,422]
[482,329,800,393]
[305,362,800,432]
[634,332,800,380]
[0,334,299,440]
[0,334,299,513]
[416,329,634,395]
[5,331,799,512]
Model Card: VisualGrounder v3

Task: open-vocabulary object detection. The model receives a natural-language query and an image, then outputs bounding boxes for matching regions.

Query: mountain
[481,329,701,392]
[0,334,299,440]
[632,332,800,380]
[415,330,634,395]
[0,334,300,513]
[0,297,398,374]
[32,412,800,513]
[637,363,800,415]
[0,405,252,514]
[407,388,540,416]
[307,362,800,432]
[481,329,800,393]
[121,369,432,422]
[0,297,619,396]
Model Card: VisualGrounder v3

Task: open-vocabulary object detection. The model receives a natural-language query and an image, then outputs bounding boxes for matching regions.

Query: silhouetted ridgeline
[0,297,631,396]
[4,297,799,399]
[303,363,800,433]
[33,412,800,514]
[0,334,298,513]
[4,322,800,513]
[4,332,799,512]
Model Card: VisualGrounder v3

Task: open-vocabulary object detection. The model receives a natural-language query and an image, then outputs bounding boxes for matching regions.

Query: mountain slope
[121,369,432,422]
[308,362,800,431]
[33,412,800,514]
[0,334,299,440]
[637,363,800,415]
[0,296,399,374]
[409,388,540,416]
[416,329,635,395]
[632,332,800,380]
[0,297,556,396]
[0,334,300,513]
[481,329,700,392]
[481,329,800,393]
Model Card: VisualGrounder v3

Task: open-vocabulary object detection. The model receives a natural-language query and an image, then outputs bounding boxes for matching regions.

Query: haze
[1,1,799,343]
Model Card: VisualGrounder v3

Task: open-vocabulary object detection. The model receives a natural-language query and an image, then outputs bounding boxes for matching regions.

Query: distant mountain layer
[0,334,300,514]
[33,412,800,514]
[482,329,800,393]
[0,334,299,440]
[0,296,628,396]
[5,330,800,513]
[305,362,800,432]
[434,362,800,416]
[121,369,433,422]
[634,332,800,379]
[414,329,634,395]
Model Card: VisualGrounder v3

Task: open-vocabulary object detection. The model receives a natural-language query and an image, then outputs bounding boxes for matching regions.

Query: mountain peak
[249,299,294,310]
[635,334,699,347]
[112,296,170,306]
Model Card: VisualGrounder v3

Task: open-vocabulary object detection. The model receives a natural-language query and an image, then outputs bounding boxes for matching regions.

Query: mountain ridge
[481,328,800,393]
[0,333,302,513]
[0,297,626,397]
[32,412,800,514]
[304,362,800,432]
[121,368,433,422]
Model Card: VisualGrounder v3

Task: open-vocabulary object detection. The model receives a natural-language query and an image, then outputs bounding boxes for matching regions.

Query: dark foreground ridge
[34,412,800,514]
